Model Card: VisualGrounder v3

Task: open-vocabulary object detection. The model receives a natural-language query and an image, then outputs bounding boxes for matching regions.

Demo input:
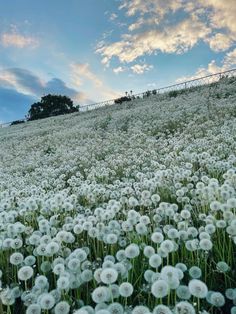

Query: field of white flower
[0,77,236,314]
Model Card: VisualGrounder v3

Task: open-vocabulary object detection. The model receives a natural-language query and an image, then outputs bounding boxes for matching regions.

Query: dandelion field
[0,78,236,314]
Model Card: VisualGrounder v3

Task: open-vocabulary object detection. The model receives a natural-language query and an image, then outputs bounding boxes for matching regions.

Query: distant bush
[143,90,151,98]
[114,96,132,104]
[10,120,25,126]
[168,90,179,98]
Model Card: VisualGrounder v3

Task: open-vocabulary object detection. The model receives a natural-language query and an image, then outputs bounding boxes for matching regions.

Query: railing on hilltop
[1,68,236,128]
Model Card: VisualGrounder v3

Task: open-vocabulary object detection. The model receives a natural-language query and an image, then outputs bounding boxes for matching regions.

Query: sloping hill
[0,77,236,313]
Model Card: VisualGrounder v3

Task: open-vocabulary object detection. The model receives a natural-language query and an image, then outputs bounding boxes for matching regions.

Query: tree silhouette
[27,94,78,121]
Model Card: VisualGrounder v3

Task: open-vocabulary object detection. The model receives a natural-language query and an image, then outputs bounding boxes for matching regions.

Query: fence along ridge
[1,68,236,127]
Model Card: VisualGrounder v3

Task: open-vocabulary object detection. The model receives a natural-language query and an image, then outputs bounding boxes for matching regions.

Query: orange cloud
[71,63,121,100]
[205,33,234,52]
[131,64,153,74]
[97,17,210,64]
[1,32,39,48]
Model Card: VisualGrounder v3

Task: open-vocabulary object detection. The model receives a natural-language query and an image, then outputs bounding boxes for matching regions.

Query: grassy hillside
[0,77,236,314]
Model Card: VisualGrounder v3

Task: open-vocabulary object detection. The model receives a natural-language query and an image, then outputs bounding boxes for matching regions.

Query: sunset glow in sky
[0,0,236,122]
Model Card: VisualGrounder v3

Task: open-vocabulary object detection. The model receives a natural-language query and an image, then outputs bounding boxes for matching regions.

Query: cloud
[1,32,39,48]
[71,63,103,88]
[113,66,126,74]
[0,67,86,103]
[44,78,85,100]
[97,17,210,64]
[131,64,153,74]
[97,0,236,65]
[176,48,236,82]
[199,0,236,35]
[71,63,121,100]
[147,82,157,88]
[128,18,145,31]
[128,17,160,32]
[0,68,44,95]
[110,13,118,21]
[187,0,236,52]
[120,0,236,36]
[119,0,182,18]
[205,33,234,52]
[220,48,236,72]
[0,67,95,121]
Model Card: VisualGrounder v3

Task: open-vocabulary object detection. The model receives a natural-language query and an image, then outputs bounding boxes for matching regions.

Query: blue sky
[0,0,235,122]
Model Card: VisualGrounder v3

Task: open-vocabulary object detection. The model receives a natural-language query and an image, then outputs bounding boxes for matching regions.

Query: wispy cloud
[113,66,126,74]
[109,13,118,21]
[71,63,103,88]
[71,63,121,100]
[131,64,153,74]
[176,48,236,82]
[1,32,39,48]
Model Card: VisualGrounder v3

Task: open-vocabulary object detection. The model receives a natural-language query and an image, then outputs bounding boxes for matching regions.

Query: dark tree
[27,94,78,121]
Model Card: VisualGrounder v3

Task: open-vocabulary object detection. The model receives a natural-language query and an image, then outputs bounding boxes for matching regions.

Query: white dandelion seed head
[151,280,169,298]
[54,301,70,314]
[18,266,33,281]
[174,301,196,314]
[143,246,155,258]
[199,239,213,251]
[153,304,172,314]
[57,276,70,290]
[81,269,93,282]
[26,304,41,314]
[10,252,24,266]
[24,255,36,266]
[35,275,48,288]
[209,292,225,307]
[39,293,55,310]
[107,302,124,314]
[149,254,162,268]
[53,263,65,275]
[225,288,236,300]
[160,240,174,253]
[132,306,151,314]
[216,261,229,273]
[92,286,109,303]
[119,282,133,297]
[144,270,155,283]
[176,285,191,300]
[189,266,202,279]
[151,232,164,244]
[125,244,140,259]
[188,279,208,299]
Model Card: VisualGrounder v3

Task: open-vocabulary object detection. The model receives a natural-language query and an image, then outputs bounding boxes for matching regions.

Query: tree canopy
[27,94,78,121]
